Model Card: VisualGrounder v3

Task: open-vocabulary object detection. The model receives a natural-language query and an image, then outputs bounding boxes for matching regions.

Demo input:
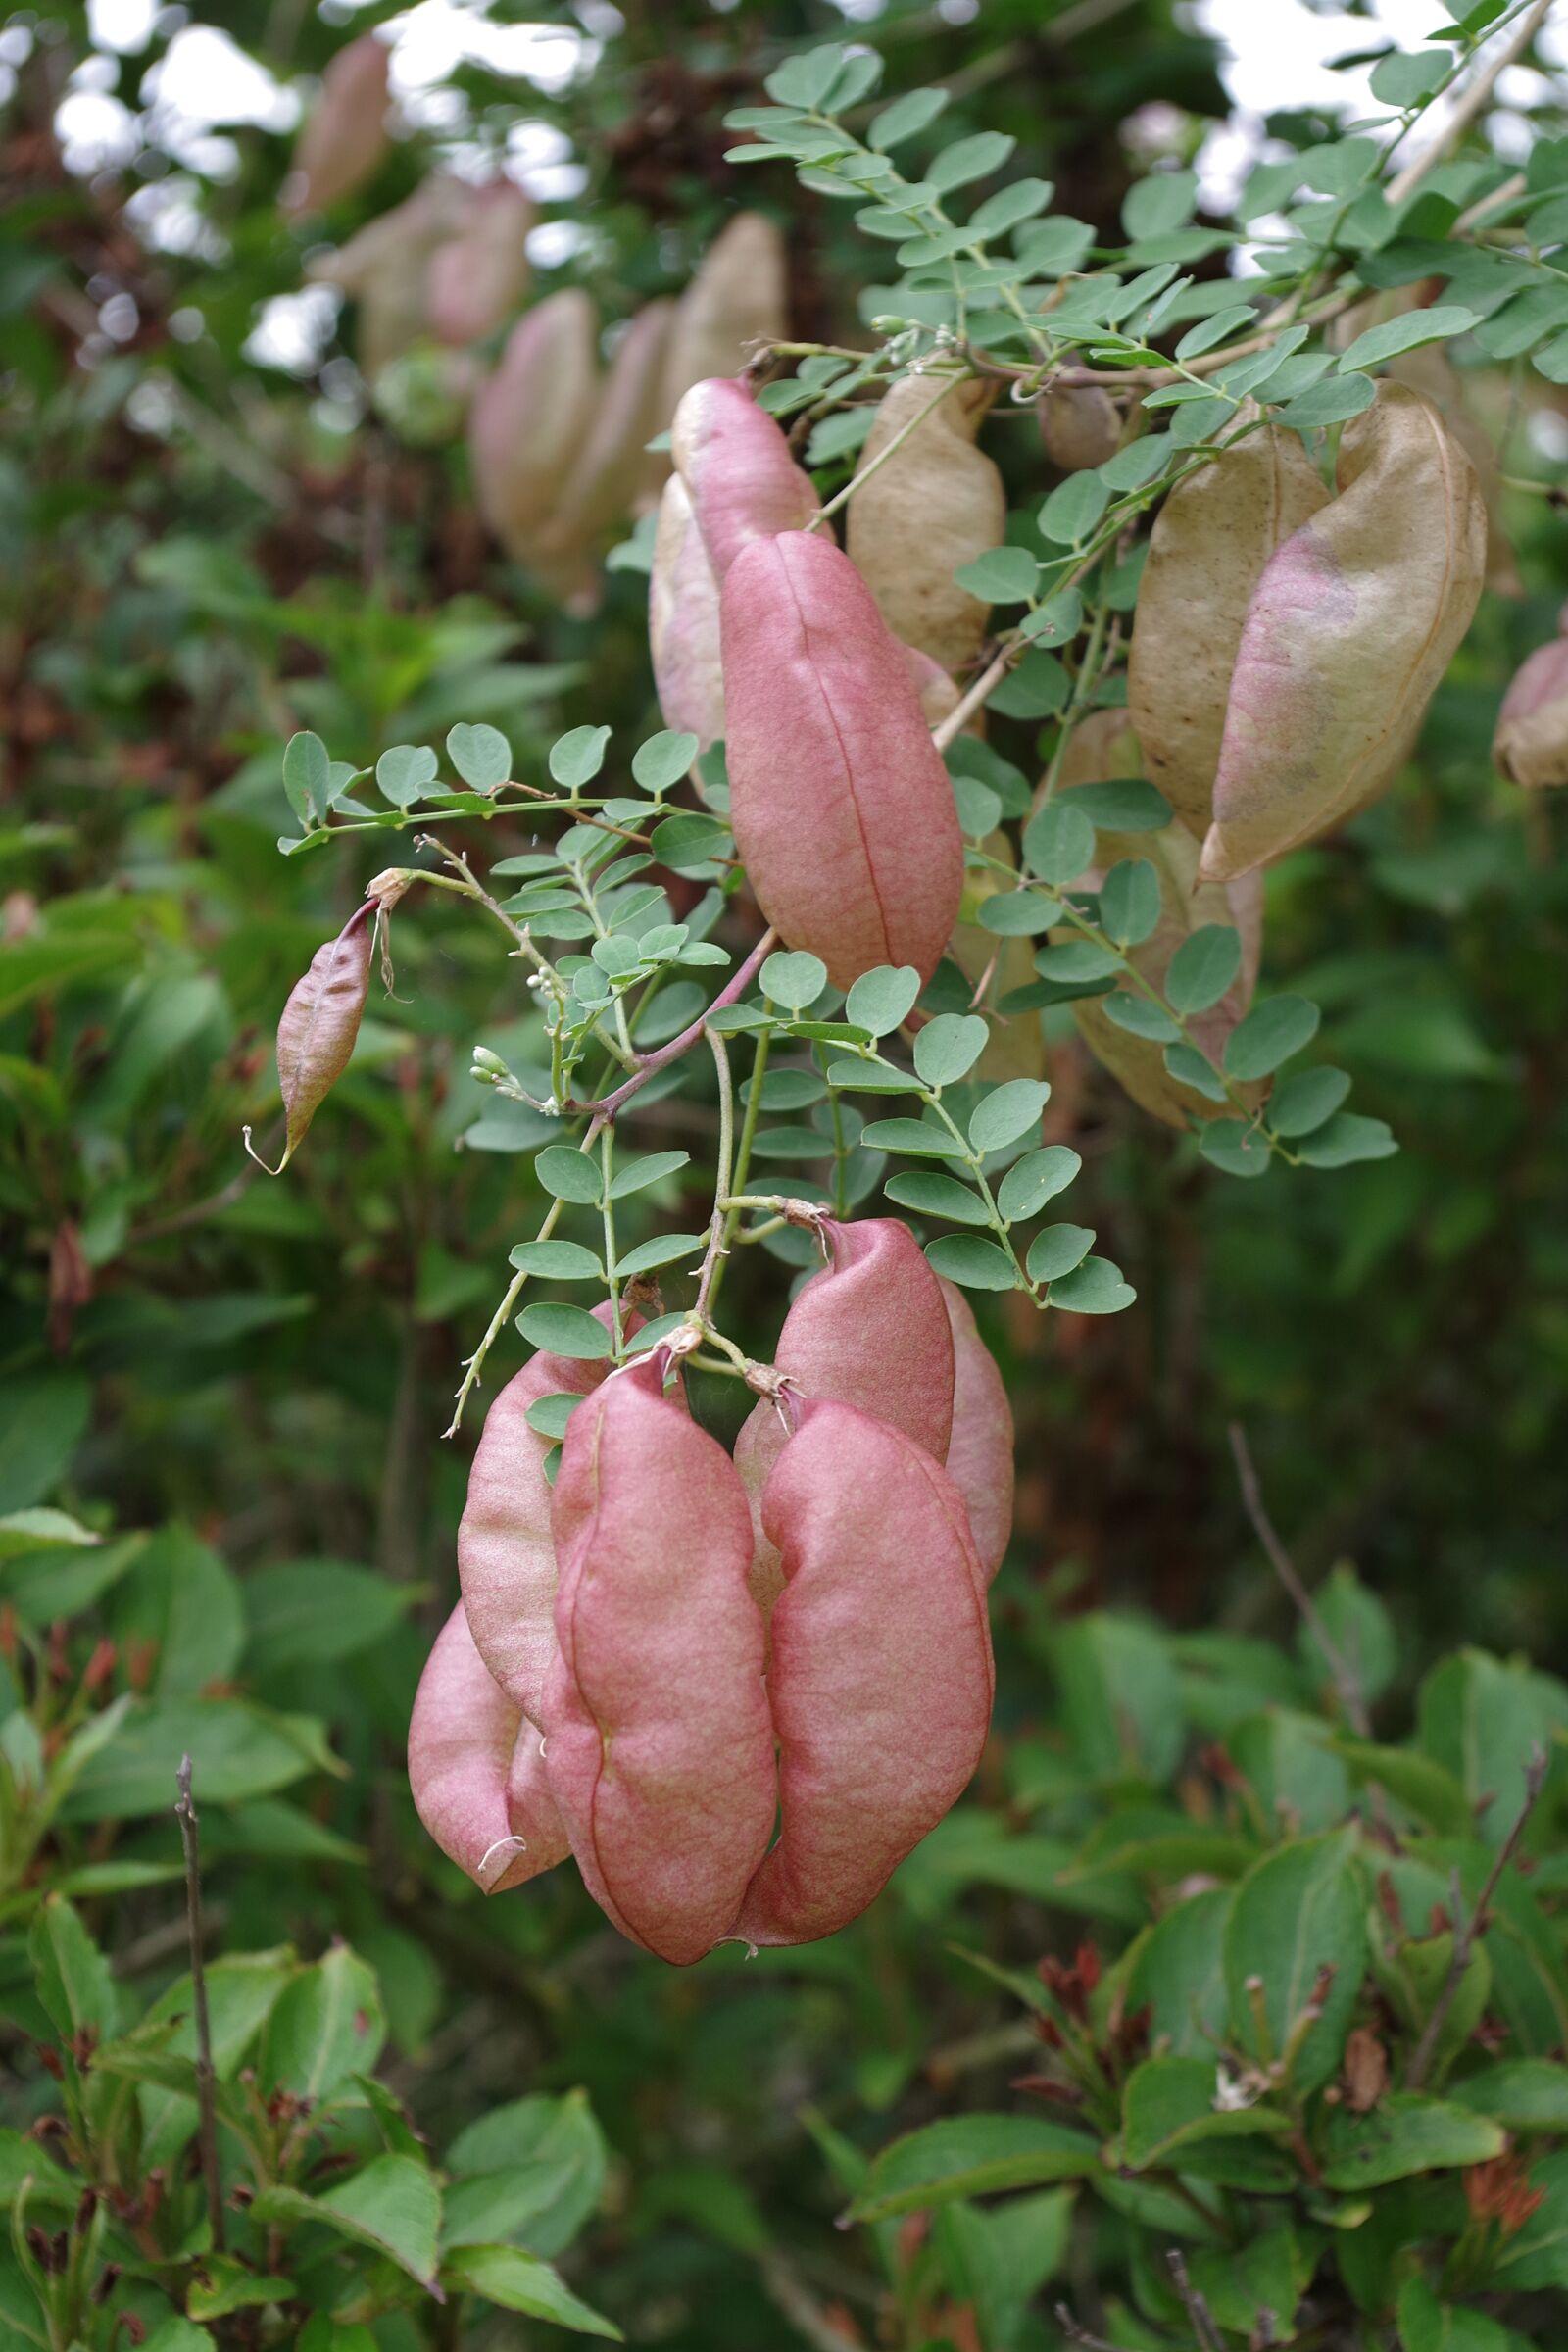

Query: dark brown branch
[1406,1743,1549,2090]
[1168,2253,1225,2352]
[174,1755,225,2253]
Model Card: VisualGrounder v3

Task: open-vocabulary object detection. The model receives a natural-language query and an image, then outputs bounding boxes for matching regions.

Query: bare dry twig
[1406,1743,1550,2089]
[174,1755,225,2254]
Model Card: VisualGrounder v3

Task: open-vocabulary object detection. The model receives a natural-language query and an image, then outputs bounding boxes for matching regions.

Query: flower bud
[845,374,1003,674]
[732,1396,993,1948]
[720,530,964,990]
[543,1354,774,1964]
[1494,607,1568,789]
[284,34,389,217]
[409,1604,569,1893]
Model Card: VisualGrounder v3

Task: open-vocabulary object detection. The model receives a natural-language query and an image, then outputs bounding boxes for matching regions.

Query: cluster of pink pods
[410,1220,1013,1963]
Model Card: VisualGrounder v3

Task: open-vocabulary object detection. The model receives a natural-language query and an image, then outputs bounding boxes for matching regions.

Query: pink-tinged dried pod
[845,375,1003,673]
[1128,410,1330,839]
[542,300,676,555]
[939,1280,1013,1583]
[1201,382,1487,881]
[428,178,535,347]
[309,173,473,381]
[268,899,374,1172]
[469,290,602,570]
[285,34,389,216]
[459,1303,640,1723]
[649,475,726,753]
[736,1217,956,1615]
[670,378,816,583]
[733,1398,993,1948]
[1039,383,1121,474]
[901,644,962,734]
[659,213,790,427]
[544,1354,774,1964]
[409,1604,569,1893]
[721,530,964,991]
[1494,607,1568,789]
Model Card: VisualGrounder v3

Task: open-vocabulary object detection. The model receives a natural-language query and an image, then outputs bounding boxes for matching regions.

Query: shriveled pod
[1127,407,1330,838]
[735,1216,956,1615]
[1038,383,1121,474]
[428,178,535,348]
[1201,382,1486,881]
[409,1604,570,1893]
[733,1398,994,1949]
[658,213,790,429]
[721,530,964,990]
[845,374,1003,672]
[309,173,473,381]
[670,378,816,583]
[1494,607,1568,789]
[468,291,603,608]
[544,1353,774,1965]
[284,33,389,216]
[459,1303,640,1722]
[649,475,726,753]
[259,897,376,1174]
[939,1280,1014,1584]
[541,301,676,556]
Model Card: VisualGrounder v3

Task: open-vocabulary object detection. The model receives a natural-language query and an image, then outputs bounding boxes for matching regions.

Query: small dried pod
[428,178,535,348]
[1038,383,1122,474]
[261,897,375,1173]
[544,1353,775,1965]
[845,373,1004,673]
[939,1280,1014,1584]
[670,377,816,583]
[468,291,603,606]
[1494,607,1568,789]
[1127,407,1330,838]
[659,213,790,428]
[541,300,676,556]
[733,1397,994,1949]
[721,530,964,990]
[458,1304,639,1723]
[649,474,726,753]
[409,1603,569,1894]
[284,34,389,216]
[735,1216,956,1614]
[1201,382,1487,880]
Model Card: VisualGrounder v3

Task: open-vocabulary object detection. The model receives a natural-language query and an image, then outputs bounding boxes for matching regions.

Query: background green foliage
[2,0,1567,2344]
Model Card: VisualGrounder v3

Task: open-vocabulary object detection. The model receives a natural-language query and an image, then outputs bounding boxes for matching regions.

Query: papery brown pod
[721,530,964,990]
[1494,607,1568,789]
[1201,382,1487,881]
[542,301,676,557]
[1038,383,1121,474]
[734,1216,956,1615]
[939,1280,1014,1584]
[544,1354,774,1965]
[845,374,1004,672]
[409,1604,570,1893]
[732,1397,993,1949]
[284,34,389,216]
[428,178,535,347]
[309,174,474,381]
[266,898,375,1172]
[458,1303,640,1722]
[649,475,725,752]
[468,291,602,607]
[671,378,816,582]
[658,214,790,429]
[1127,408,1330,838]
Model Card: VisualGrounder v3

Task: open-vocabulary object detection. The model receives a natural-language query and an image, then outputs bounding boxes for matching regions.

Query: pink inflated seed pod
[284,34,389,216]
[735,1216,956,1615]
[409,1603,569,1893]
[649,475,726,752]
[428,177,534,347]
[733,1397,994,1949]
[938,1279,1014,1584]
[720,530,964,991]
[670,377,816,582]
[543,1353,775,1965]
